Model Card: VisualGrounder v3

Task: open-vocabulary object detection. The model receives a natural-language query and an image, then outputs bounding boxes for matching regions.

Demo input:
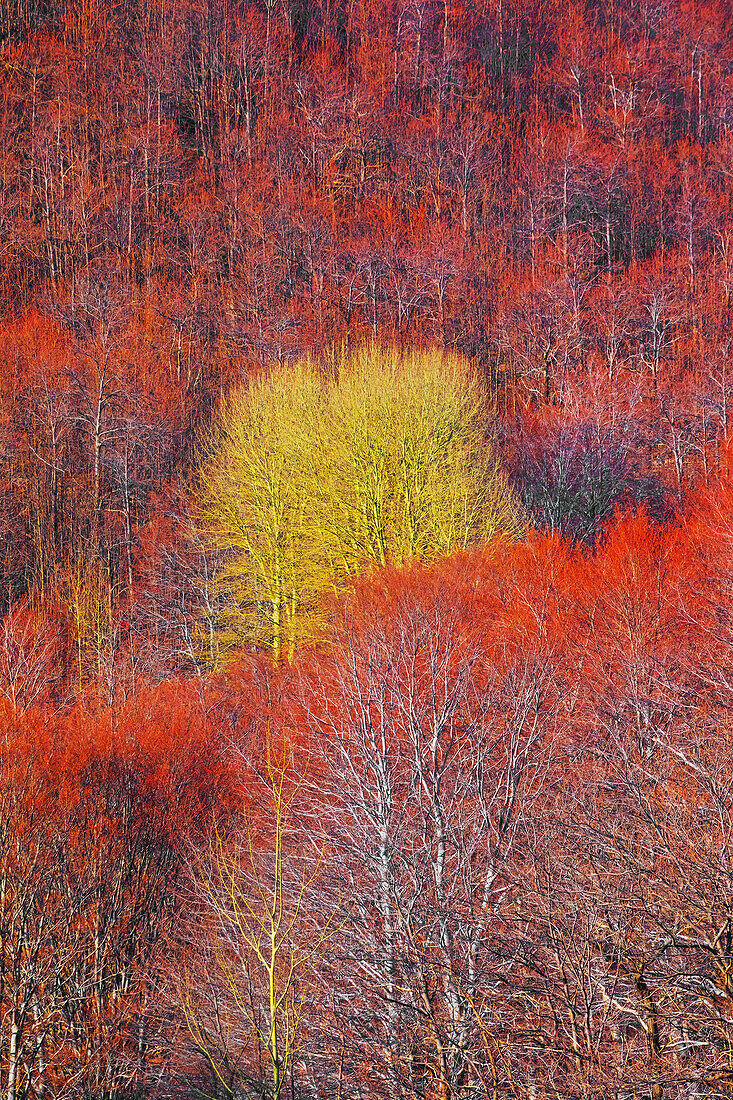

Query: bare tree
[299,569,557,1098]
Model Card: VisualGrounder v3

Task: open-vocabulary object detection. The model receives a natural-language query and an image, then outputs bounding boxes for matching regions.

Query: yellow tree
[53,554,112,686]
[200,345,521,660]
[180,750,332,1100]
[316,345,518,575]
[201,365,327,662]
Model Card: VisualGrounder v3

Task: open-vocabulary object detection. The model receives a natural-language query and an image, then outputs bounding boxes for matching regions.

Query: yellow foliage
[52,555,111,684]
[201,345,520,660]
[317,345,517,572]
[202,364,326,661]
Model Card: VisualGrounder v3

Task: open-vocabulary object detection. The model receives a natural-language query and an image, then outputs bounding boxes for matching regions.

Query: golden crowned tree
[201,364,325,661]
[201,346,520,660]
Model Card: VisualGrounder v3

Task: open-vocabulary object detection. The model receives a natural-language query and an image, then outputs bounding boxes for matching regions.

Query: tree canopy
[201,346,520,660]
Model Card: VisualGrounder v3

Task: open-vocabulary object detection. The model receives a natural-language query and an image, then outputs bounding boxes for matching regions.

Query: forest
[2,0,733,1095]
